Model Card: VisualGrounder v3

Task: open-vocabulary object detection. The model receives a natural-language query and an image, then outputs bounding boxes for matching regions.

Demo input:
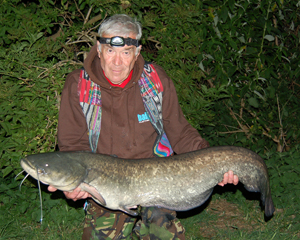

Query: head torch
[98,36,140,47]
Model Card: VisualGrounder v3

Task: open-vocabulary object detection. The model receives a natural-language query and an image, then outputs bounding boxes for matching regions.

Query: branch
[147,36,162,50]
[223,98,287,151]
[73,0,85,20]
[84,6,93,25]
[46,27,64,42]
[86,12,107,26]
[37,60,83,79]
[225,103,252,139]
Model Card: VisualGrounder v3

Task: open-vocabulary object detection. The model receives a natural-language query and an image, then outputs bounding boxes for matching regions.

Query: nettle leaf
[220,6,229,23]
[228,0,235,12]
[199,61,205,72]
[0,122,11,135]
[264,35,275,41]
[228,38,238,50]
[267,86,276,99]
[248,97,259,108]
[2,166,13,178]
[19,201,30,213]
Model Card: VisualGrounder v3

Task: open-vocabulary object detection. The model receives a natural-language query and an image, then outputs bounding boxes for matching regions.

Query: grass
[0,180,84,240]
[181,188,300,240]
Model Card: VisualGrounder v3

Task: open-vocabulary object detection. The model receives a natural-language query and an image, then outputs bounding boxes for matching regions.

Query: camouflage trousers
[82,200,185,240]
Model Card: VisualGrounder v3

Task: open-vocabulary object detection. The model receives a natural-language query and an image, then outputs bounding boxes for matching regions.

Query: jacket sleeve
[57,69,91,152]
[154,64,210,154]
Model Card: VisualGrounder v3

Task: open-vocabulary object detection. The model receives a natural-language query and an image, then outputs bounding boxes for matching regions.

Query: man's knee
[142,207,176,228]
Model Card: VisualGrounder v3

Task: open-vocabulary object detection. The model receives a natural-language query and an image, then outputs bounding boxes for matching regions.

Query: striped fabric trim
[78,69,102,153]
[138,63,173,157]
[154,133,173,157]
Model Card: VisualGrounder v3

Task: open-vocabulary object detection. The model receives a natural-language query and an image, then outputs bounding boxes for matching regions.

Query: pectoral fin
[121,205,139,216]
[79,182,106,206]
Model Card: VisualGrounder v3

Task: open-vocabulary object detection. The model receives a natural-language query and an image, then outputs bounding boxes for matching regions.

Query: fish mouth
[20,158,48,184]
[21,158,39,175]
[20,157,85,191]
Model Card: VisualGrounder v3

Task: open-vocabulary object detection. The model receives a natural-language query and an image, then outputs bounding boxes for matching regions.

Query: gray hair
[98,14,142,55]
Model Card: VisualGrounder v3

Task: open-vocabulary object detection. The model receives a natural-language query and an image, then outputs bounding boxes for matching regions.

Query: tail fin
[264,192,275,217]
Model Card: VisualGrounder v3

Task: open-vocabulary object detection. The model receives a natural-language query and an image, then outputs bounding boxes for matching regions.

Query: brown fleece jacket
[57,44,209,158]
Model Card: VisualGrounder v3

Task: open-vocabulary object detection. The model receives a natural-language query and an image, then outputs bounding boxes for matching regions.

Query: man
[48,14,238,239]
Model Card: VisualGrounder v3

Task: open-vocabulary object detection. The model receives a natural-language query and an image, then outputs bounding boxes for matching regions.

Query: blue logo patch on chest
[137,112,150,123]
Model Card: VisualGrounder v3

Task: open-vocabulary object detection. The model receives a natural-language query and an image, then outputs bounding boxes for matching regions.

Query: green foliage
[0,173,84,239]
[0,0,300,239]
[194,0,300,151]
[267,145,300,211]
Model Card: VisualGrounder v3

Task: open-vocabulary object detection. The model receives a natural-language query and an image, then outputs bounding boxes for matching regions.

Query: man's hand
[218,170,239,187]
[48,185,91,201]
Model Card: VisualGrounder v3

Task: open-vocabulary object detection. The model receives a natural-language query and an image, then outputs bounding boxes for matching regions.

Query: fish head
[20,152,88,191]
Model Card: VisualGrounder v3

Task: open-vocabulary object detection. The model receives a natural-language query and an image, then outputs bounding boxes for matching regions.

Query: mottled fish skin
[20,146,275,217]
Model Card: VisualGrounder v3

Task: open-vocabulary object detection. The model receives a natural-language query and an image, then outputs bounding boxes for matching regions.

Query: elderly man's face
[97,33,141,85]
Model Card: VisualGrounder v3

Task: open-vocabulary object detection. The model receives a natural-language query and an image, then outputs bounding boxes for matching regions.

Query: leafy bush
[194,0,300,151]
[1,0,300,238]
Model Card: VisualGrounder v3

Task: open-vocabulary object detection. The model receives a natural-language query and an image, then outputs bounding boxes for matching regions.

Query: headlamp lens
[110,36,125,46]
